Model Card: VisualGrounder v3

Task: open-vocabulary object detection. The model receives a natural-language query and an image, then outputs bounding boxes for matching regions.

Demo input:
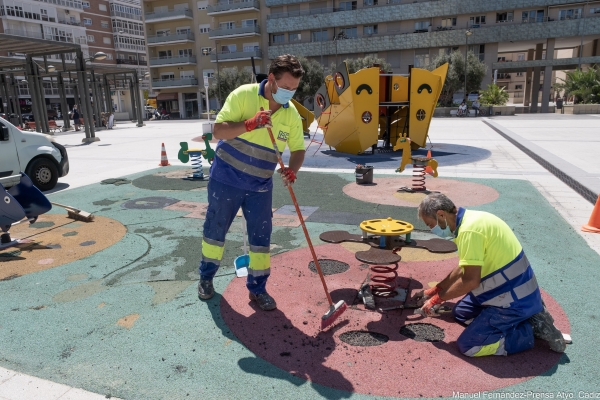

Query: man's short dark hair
[269,54,304,79]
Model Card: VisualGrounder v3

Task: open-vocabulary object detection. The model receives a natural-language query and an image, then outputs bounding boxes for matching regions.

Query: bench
[48,120,60,133]
[24,121,36,131]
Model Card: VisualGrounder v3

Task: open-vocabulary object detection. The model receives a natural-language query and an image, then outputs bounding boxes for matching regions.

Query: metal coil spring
[411,165,426,191]
[370,264,398,298]
[190,151,204,179]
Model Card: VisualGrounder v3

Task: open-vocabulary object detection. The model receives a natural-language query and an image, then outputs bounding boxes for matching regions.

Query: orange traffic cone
[582,195,600,233]
[424,149,434,175]
[158,143,171,166]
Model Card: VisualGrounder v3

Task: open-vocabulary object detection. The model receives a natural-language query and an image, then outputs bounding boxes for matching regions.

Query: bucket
[355,165,374,184]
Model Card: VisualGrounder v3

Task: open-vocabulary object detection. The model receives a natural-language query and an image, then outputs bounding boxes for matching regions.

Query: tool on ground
[263,109,347,329]
[50,202,95,222]
[234,214,249,277]
[357,273,375,310]
[377,304,451,313]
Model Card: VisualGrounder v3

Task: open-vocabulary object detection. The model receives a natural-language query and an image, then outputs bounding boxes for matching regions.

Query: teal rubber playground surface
[1,167,599,399]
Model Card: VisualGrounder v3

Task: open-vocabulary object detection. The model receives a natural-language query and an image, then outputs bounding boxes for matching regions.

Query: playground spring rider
[178,133,215,180]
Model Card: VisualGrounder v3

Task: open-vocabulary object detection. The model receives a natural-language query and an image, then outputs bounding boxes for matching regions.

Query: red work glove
[278,167,296,186]
[412,285,441,306]
[415,293,444,317]
[244,110,272,132]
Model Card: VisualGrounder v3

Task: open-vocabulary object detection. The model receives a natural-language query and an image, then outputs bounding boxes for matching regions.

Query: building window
[469,15,486,26]
[414,49,429,68]
[87,35,95,42]
[521,9,544,22]
[469,44,485,61]
[496,12,513,22]
[559,8,582,20]
[242,19,257,27]
[103,37,111,44]
[338,1,357,10]
[364,0,377,5]
[311,29,327,42]
[201,47,212,55]
[363,25,378,35]
[515,85,523,90]
[339,27,357,38]
[101,21,109,28]
[272,34,285,43]
[221,44,236,53]
[204,70,214,78]
[289,32,301,42]
[516,72,524,77]
[177,27,191,34]
[220,21,234,29]
[243,42,259,52]
[199,24,210,33]
[197,1,207,10]
[179,48,193,57]
[158,50,172,58]
[591,8,600,14]
[99,3,107,11]
[441,17,456,28]
[83,18,92,25]
[106,53,113,60]
[414,21,429,32]
[82,1,90,8]
[517,53,525,61]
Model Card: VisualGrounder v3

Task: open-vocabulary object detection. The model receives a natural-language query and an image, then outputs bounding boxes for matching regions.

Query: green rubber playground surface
[0,168,598,399]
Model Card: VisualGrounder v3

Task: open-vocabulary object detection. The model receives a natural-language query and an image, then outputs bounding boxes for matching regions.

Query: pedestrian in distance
[72,106,80,131]
[107,112,114,129]
[197,54,306,311]
[472,98,481,116]
[412,192,566,357]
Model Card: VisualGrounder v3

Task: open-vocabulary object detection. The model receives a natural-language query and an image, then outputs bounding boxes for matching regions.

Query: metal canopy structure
[0,34,145,142]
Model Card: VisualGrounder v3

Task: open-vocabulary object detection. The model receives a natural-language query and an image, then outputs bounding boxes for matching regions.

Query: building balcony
[267,16,600,59]
[33,0,82,10]
[209,25,260,39]
[115,42,146,52]
[149,55,197,67]
[266,0,589,30]
[144,8,193,22]
[207,0,259,15]
[147,32,195,46]
[117,59,148,66]
[210,49,262,62]
[57,19,83,27]
[152,78,198,88]
[110,10,143,20]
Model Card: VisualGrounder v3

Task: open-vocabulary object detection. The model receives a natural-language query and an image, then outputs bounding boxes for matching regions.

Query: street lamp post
[202,44,221,106]
[464,29,472,101]
[334,31,348,67]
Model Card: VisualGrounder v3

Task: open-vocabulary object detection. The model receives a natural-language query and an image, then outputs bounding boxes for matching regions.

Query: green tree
[294,56,325,104]
[479,83,509,106]
[428,51,487,106]
[554,67,600,104]
[328,55,392,75]
[208,67,254,107]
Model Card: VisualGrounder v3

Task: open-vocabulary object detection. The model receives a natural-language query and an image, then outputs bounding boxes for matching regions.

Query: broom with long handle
[263,109,347,329]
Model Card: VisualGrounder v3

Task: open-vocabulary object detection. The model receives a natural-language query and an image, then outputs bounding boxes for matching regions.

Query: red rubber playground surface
[221,244,569,398]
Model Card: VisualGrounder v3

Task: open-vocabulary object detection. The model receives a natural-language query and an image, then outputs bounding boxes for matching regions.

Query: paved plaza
[1,115,599,399]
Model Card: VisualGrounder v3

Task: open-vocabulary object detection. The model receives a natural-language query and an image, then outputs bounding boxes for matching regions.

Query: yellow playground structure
[312,62,448,173]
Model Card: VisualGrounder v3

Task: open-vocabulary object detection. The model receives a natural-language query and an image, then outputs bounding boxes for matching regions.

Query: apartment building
[143,0,268,118]
[267,0,600,111]
[0,0,148,118]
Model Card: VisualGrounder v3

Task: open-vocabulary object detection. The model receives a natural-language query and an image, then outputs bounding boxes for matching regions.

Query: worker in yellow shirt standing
[197,54,306,311]
[413,193,566,356]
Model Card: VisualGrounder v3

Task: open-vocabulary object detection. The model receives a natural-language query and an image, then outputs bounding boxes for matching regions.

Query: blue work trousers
[198,178,273,294]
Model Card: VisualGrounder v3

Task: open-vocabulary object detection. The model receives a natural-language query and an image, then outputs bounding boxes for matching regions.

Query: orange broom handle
[265,125,334,306]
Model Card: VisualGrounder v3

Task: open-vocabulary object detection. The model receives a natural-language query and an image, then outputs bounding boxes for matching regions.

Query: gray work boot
[249,292,277,311]
[529,307,566,353]
[197,279,214,300]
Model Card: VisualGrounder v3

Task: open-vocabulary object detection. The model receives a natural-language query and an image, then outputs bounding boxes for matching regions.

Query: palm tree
[554,68,600,104]
[479,84,509,106]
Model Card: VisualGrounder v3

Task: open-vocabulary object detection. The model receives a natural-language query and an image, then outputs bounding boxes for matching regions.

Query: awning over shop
[157,93,178,101]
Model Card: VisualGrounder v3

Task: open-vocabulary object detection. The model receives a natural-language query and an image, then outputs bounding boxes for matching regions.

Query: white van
[0,118,69,191]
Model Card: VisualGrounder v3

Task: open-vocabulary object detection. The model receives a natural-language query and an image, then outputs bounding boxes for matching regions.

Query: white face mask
[272,80,296,105]
[431,215,454,239]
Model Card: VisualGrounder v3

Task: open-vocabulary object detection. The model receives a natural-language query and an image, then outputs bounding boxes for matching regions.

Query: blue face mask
[431,216,454,239]
[272,81,296,105]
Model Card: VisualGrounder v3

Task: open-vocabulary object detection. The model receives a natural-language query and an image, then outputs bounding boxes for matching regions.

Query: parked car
[0,118,69,191]
[46,109,60,120]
